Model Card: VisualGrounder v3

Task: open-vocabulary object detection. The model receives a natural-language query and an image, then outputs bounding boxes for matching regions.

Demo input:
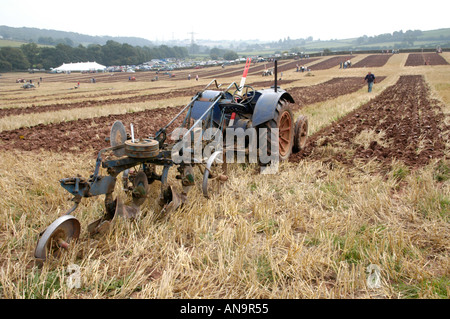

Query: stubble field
[0,52,448,299]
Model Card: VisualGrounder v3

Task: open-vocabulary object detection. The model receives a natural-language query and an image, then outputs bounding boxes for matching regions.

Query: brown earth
[352,54,393,68]
[0,105,185,154]
[290,75,448,170]
[405,53,449,66]
[288,76,385,111]
[0,86,201,118]
[308,56,355,70]
[204,58,321,79]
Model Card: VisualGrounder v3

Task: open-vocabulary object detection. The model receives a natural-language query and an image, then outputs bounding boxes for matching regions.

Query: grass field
[0,53,448,299]
[0,39,50,48]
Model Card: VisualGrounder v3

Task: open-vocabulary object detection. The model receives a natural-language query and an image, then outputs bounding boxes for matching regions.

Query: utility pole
[188,30,198,45]
[188,29,198,54]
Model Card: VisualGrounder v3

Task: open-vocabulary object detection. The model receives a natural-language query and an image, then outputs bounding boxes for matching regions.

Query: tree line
[0,25,154,47]
[0,40,189,71]
[355,30,424,46]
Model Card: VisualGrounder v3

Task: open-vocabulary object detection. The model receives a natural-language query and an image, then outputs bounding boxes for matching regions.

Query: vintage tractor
[22,82,36,89]
[34,59,309,261]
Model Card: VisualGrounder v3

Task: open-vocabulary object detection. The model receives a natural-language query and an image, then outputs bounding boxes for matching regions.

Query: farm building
[52,61,106,72]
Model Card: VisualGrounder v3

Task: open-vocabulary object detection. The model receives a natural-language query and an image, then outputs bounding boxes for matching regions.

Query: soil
[352,54,392,68]
[405,53,449,66]
[307,56,355,70]
[0,86,202,118]
[0,105,185,154]
[288,76,385,111]
[202,58,320,80]
[290,75,448,170]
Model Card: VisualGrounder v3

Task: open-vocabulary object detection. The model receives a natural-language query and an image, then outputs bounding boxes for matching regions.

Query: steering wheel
[232,85,256,104]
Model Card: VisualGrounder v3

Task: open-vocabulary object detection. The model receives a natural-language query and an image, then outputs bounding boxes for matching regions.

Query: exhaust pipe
[274,59,277,92]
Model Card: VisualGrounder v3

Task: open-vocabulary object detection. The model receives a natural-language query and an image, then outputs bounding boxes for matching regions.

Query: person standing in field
[364,72,376,92]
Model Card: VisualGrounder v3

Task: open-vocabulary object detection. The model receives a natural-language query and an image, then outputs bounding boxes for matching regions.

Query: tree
[188,43,200,55]
[38,36,55,45]
[0,47,29,70]
[223,50,238,61]
[0,60,12,72]
[120,43,138,65]
[210,47,222,60]
[21,43,40,67]
[39,47,69,69]
[87,44,104,64]
[0,51,12,71]
[72,44,88,62]
[101,40,123,65]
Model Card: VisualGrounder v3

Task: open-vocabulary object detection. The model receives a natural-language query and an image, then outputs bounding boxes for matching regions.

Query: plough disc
[110,120,127,157]
[131,171,149,207]
[35,215,81,261]
[202,151,228,198]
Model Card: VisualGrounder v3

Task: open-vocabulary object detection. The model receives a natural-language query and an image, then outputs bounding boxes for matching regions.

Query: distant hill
[299,28,450,51]
[1,24,449,53]
[237,28,450,55]
[0,25,154,47]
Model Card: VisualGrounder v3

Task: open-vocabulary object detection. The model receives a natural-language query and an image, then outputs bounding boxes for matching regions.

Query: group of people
[381,49,399,54]
[340,60,352,69]
[23,78,41,87]
[188,74,199,81]
[296,64,309,72]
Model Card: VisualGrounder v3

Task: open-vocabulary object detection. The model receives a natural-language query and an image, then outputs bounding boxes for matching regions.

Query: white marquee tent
[53,61,106,72]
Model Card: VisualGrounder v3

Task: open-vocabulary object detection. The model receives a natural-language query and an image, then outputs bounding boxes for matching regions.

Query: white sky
[0,0,449,42]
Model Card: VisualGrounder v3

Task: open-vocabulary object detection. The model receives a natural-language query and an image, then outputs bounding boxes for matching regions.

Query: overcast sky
[0,0,448,42]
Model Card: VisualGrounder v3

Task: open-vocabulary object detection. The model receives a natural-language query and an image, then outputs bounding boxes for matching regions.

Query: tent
[53,61,106,72]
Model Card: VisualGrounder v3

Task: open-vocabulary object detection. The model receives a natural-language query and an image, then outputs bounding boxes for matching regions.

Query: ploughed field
[0,52,449,299]
[307,55,355,70]
[0,53,447,176]
[0,76,384,154]
[351,54,393,68]
[291,75,448,171]
[405,53,449,66]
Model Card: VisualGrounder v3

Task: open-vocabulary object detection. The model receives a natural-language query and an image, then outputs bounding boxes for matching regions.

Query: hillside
[0,25,154,47]
[240,29,450,54]
[1,25,449,54]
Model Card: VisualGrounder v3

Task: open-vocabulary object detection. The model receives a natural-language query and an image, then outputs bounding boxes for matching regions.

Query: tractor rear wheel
[259,99,295,162]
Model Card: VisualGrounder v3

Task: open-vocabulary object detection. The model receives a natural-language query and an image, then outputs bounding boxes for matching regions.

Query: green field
[0,39,50,48]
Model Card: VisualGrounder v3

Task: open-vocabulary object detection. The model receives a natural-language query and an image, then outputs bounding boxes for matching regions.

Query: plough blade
[159,186,186,217]
[87,197,141,236]
[115,197,141,219]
